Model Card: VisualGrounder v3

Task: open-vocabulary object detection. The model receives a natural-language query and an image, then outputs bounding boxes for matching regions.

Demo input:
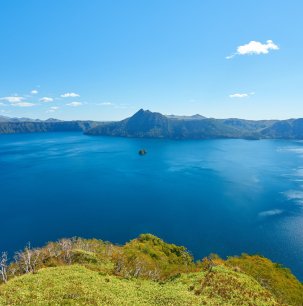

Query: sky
[0,0,302,121]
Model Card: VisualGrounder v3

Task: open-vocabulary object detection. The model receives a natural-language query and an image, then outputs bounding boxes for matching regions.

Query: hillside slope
[0,234,302,305]
[0,265,278,306]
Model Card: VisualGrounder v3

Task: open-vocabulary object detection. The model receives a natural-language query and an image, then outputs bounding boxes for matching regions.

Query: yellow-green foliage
[113,234,195,280]
[226,254,303,306]
[0,234,302,305]
[0,265,278,306]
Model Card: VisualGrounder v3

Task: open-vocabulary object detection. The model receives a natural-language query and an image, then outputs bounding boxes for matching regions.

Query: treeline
[0,234,194,284]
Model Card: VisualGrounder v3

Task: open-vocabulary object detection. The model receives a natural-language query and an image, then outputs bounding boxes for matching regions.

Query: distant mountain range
[1,109,303,139]
[0,115,62,123]
[85,109,303,139]
[0,115,101,134]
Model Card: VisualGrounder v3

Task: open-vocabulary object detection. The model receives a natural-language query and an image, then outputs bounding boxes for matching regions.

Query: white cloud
[13,102,35,107]
[226,40,279,59]
[31,89,38,95]
[229,93,249,98]
[46,106,59,113]
[66,101,82,107]
[229,92,255,98]
[98,102,113,106]
[0,96,35,107]
[0,96,25,103]
[40,97,54,103]
[61,92,80,98]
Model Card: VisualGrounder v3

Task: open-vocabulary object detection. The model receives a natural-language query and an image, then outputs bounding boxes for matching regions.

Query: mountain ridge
[1,109,303,139]
[86,109,303,139]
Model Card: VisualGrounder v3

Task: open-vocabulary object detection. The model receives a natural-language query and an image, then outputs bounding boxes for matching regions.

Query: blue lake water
[0,132,303,280]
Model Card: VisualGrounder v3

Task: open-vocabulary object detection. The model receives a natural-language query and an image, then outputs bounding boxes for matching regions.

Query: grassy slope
[1,234,302,305]
[0,265,278,306]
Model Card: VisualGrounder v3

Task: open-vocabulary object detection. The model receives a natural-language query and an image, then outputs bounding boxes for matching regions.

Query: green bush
[226,254,303,305]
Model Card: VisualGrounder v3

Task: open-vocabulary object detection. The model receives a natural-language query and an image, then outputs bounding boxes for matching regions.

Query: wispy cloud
[0,96,25,103]
[31,89,38,95]
[98,102,114,106]
[61,92,80,98]
[13,102,35,107]
[66,101,82,107]
[229,92,255,98]
[46,106,59,113]
[40,97,54,103]
[0,96,35,107]
[226,40,279,59]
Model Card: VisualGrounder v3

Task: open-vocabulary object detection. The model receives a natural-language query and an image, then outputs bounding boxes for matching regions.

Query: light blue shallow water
[0,132,303,279]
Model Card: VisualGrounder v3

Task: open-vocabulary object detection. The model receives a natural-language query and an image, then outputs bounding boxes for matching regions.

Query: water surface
[0,132,303,279]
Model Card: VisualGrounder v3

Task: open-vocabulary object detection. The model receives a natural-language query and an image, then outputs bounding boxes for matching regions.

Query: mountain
[0,234,302,305]
[259,118,303,139]
[166,114,207,120]
[86,109,303,139]
[44,118,63,122]
[0,115,12,122]
[0,115,44,123]
[0,116,105,134]
[2,110,303,139]
[86,109,238,138]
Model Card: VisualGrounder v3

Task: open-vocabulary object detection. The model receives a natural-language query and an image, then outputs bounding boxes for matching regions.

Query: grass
[0,264,279,305]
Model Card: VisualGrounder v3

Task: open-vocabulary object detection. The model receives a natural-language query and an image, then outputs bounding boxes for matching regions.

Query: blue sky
[0,0,302,120]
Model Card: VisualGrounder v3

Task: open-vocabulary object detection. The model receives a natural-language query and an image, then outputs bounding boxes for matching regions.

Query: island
[138,149,147,155]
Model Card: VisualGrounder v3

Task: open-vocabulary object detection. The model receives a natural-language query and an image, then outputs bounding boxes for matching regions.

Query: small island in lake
[138,149,147,155]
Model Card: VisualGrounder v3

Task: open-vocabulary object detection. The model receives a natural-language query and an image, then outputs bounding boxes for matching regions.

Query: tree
[14,243,41,274]
[0,252,8,283]
[58,239,73,264]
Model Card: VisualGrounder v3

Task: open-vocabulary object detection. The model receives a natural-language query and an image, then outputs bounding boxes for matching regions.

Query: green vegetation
[0,265,278,306]
[226,254,303,305]
[0,234,302,305]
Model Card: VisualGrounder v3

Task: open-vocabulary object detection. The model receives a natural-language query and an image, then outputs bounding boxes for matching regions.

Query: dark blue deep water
[1,132,303,280]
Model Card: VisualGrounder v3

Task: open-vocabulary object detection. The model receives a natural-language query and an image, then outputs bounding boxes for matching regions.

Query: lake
[0,132,303,280]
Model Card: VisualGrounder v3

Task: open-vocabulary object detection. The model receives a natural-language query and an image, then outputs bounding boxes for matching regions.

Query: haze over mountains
[1,109,303,139]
